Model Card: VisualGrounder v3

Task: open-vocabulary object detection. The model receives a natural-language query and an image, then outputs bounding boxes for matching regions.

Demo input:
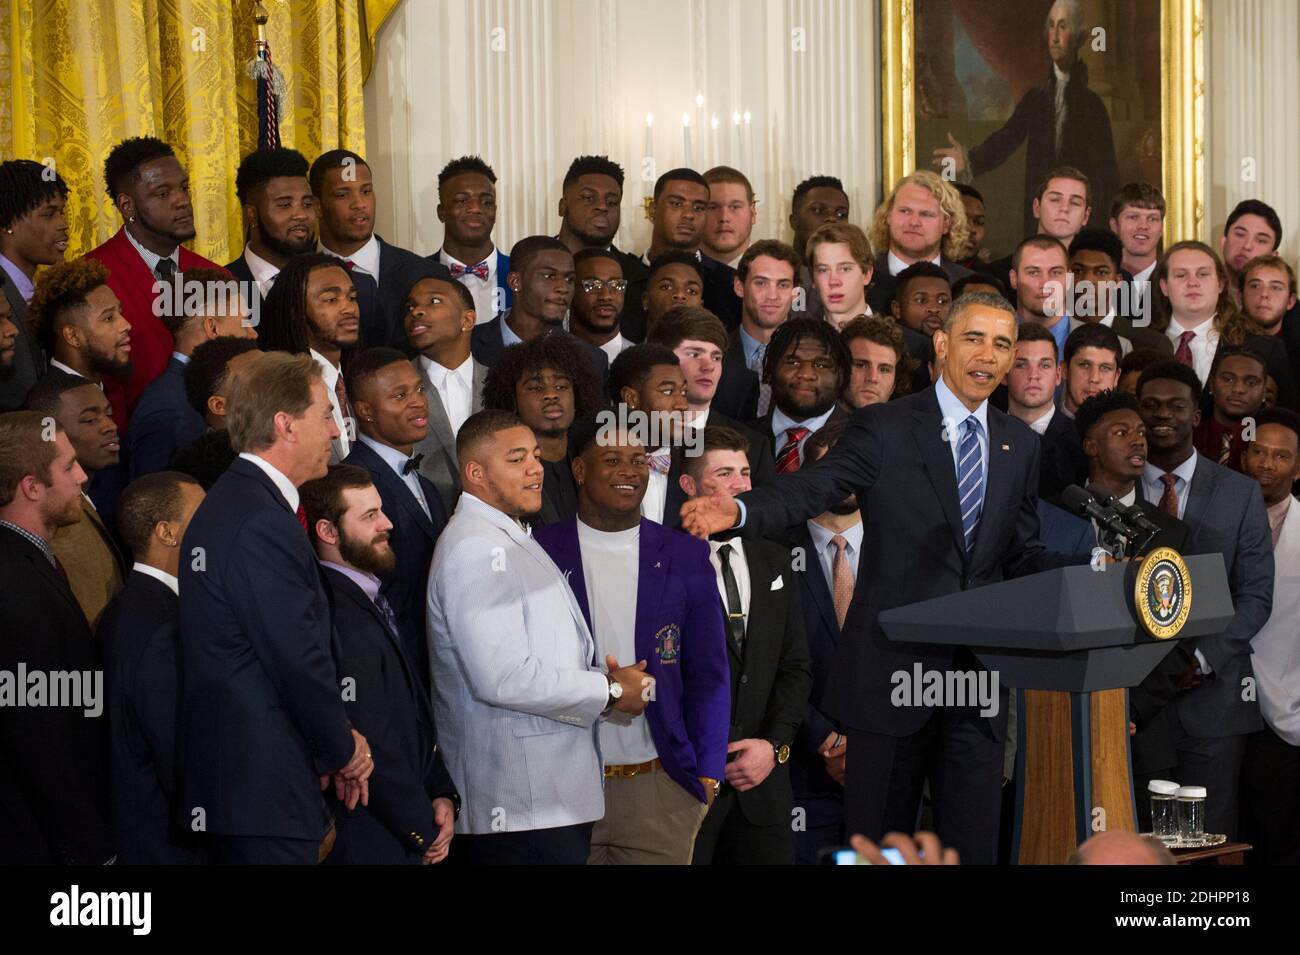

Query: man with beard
[343,348,449,691]
[555,156,644,280]
[28,258,132,388]
[303,465,459,864]
[84,138,222,428]
[470,235,606,377]
[0,412,113,864]
[932,0,1119,235]
[623,169,741,341]
[0,159,68,409]
[179,351,373,864]
[1130,361,1273,840]
[259,253,362,462]
[311,149,435,348]
[482,334,603,527]
[428,409,651,864]
[568,248,631,362]
[26,374,127,627]
[784,421,859,863]
[752,318,852,473]
[702,166,758,269]
[1193,346,1268,472]
[535,417,731,864]
[433,156,511,323]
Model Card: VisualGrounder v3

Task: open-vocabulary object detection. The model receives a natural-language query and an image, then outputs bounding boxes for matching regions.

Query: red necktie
[450,261,490,281]
[1174,330,1195,367]
[296,504,308,530]
[1158,473,1179,517]
[775,426,811,474]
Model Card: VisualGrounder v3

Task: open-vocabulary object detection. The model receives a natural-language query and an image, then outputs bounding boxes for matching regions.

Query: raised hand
[931,132,968,177]
[679,486,739,540]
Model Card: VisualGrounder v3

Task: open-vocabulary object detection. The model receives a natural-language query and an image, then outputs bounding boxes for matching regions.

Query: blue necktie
[957,415,984,553]
[373,591,401,639]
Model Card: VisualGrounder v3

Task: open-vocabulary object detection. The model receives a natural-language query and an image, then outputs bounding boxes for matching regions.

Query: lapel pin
[655,561,661,568]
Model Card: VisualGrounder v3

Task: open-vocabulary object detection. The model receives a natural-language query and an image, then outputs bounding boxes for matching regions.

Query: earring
[3,228,12,235]
[128,216,135,223]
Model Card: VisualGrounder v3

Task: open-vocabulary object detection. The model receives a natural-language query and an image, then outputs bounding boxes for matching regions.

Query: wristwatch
[701,776,721,797]
[768,739,791,764]
[606,677,624,710]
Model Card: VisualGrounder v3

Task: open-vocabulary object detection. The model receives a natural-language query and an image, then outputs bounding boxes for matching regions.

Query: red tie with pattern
[296,504,308,530]
[450,261,490,281]
[1174,330,1196,367]
[775,426,811,474]
[1158,473,1180,517]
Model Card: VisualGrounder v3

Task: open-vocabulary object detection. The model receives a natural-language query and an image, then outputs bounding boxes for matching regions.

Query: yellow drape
[0,0,400,264]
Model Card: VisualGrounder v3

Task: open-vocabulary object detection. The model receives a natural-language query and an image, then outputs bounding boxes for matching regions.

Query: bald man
[1067,830,1175,865]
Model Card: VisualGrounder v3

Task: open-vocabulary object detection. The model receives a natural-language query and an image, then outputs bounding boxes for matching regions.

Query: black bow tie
[402,453,424,476]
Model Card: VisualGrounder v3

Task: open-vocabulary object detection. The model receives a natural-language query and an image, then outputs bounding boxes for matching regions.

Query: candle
[710,114,719,168]
[644,113,654,180]
[742,110,752,173]
[731,111,741,166]
[682,113,692,168]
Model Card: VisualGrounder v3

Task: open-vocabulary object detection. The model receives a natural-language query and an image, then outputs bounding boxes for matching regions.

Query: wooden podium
[879,554,1235,865]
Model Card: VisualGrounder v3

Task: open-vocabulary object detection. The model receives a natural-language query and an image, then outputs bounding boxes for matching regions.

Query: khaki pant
[588,770,709,864]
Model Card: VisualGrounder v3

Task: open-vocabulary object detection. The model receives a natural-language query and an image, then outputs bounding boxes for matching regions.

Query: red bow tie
[450,260,490,281]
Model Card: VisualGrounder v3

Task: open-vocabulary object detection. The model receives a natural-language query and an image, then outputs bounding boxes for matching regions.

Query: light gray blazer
[426,493,609,834]
[411,355,488,514]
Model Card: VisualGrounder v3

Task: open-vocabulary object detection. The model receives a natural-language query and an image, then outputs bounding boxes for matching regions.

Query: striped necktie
[957,415,984,552]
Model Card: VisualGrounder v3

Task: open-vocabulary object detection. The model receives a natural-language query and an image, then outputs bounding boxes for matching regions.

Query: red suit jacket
[84,228,220,429]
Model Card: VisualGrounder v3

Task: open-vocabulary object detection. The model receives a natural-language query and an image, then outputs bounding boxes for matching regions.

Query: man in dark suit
[555,155,645,281]
[866,172,974,316]
[343,347,449,693]
[177,351,373,864]
[0,412,113,864]
[128,267,257,479]
[676,427,812,865]
[430,155,512,323]
[97,470,206,863]
[682,291,1087,864]
[536,416,731,864]
[750,318,853,474]
[470,236,607,378]
[1130,361,1274,840]
[404,271,486,513]
[932,2,1119,235]
[302,465,459,864]
[982,168,1095,295]
[782,423,856,863]
[1067,227,1168,354]
[568,248,634,361]
[310,149,439,348]
[1109,183,1165,322]
[0,158,64,410]
[622,168,741,341]
[727,240,802,419]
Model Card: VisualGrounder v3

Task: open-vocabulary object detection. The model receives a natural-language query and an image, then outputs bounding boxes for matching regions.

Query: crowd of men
[0,119,1297,866]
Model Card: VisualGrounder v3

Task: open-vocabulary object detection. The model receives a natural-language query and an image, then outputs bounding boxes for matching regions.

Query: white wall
[364,0,882,256]
[1204,0,1300,261]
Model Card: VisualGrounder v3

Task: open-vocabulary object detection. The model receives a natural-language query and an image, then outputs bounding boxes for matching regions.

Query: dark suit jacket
[227,252,384,350]
[967,59,1120,236]
[97,569,200,863]
[533,455,578,528]
[374,236,440,348]
[1216,332,1298,412]
[343,438,448,695]
[714,355,760,423]
[662,411,776,531]
[1130,455,1272,747]
[127,354,208,479]
[713,537,812,826]
[1038,407,1088,502]
[1111,313,1173,356]
[621,251,741,343]
[321,567,458,864]
[0,274,44,411]
[178,457,355,841]
[737,388,1084,736]
[470,314,609,379]
[751,405,852,469]
[867,251,974,317]
[0,526,113,864]
[1036,499,1095,556]
[536,517,732,800]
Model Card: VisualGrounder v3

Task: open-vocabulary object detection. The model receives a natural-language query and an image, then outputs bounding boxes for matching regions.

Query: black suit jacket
[127,354,208,479]
[714,537,812,827]
[751,405,852,469]
[227,252,384,349]
[178,457,355,841]
[375,237,440,349]
[321,567,458,864]
[713,355,760,423]
[621,251,741,343]
[663,412,775,531]
[470,314,609,380]
[0,526,113,864]
[343,439,448,695]
[867,252,973,317]
[0,275,44,411]
[737,389,1084,736]
[97,570,201,863]
[1217,333,1298,412]
[1038,408,1088,502]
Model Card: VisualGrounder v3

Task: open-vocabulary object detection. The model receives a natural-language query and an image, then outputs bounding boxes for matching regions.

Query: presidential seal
[1134,547,1192,639]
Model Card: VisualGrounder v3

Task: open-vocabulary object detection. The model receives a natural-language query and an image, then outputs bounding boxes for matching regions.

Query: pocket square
[770,576,784,591]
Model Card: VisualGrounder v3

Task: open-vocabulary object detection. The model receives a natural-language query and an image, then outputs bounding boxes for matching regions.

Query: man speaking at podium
[681,291,1084,863]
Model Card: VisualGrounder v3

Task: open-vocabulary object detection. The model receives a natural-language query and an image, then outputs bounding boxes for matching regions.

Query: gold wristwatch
[769,740,791,764]
[701,776,721,797]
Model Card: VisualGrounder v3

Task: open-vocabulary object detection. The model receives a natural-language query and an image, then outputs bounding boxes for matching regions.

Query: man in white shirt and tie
[434,156,508,324]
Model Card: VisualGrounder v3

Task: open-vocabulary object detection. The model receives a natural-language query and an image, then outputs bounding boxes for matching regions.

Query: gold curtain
[0,0,400,264]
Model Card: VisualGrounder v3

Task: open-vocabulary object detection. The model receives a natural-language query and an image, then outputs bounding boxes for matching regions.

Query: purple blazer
[534,517,731,802]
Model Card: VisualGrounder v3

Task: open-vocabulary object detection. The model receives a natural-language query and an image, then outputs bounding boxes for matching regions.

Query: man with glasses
[569,249,632,363]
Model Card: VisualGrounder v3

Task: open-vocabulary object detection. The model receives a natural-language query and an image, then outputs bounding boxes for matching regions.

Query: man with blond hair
[702,166,758,269]
[866,171,973,315]
[177,351,375,864]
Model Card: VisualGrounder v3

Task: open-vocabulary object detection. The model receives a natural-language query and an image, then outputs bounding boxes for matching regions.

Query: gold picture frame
[880,0,1205,241]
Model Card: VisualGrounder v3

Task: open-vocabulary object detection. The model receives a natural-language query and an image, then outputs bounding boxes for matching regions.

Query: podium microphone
[1087,486,1162,537]
[1061,484,1136,539]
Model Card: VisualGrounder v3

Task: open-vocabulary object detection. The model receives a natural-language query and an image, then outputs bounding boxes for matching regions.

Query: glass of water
[1176,785,1207,842]
[1148,779,1180,843]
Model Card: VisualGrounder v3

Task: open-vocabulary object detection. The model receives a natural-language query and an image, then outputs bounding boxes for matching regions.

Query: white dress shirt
[358,434,430,518]
[640,451,670,524]
[1166,316,1220,386]
[577,520,657,764]
[419,354,474,436]
[239,452,299,513]
[887,250,942,276]
[310,348,351,460]
[131,561,179,596]
[1025,403,1056,436]
[709,538,752,620]
[48,358,97,387]
[440,247,500,324]
[320,233,380,279]
[242,244,282,297]
[808,518,863,591]
[124,227,180,275]
[598,333,634,364]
